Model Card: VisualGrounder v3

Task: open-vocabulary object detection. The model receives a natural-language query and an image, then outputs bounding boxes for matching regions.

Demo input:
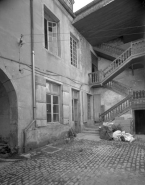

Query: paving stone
[0,139,145,184]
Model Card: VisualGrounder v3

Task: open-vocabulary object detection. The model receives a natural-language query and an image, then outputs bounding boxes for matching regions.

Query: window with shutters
[46,82,60,123]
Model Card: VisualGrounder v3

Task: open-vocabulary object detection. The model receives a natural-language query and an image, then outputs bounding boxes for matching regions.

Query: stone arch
[0,68,18,150]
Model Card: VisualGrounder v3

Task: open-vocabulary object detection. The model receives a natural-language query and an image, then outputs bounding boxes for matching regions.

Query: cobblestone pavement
[0,139,145,185]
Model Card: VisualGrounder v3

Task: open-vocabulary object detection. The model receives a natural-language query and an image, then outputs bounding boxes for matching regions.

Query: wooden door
[72,90,80,133]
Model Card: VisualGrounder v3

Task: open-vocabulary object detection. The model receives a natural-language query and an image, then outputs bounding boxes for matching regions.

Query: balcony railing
[89,39,145,86]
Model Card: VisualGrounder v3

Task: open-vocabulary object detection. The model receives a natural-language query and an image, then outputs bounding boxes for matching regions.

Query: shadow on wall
[101,89,124,111]
[0,68,18,152]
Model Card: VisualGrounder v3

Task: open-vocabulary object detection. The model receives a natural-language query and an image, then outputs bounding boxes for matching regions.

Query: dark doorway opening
[135,110,145,134]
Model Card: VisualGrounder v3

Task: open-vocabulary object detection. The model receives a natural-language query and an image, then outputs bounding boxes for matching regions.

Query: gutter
[23,0,36,153]
[73,0,115,24]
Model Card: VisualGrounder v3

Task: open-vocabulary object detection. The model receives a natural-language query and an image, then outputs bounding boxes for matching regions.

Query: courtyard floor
[0,134,145,185]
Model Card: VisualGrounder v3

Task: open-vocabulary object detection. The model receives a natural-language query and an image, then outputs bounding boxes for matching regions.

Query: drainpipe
[23,0,36,153]
[30,0,36,120]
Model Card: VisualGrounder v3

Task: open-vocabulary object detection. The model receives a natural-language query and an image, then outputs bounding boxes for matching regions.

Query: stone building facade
[0,0,145,153]
[0,0,98,152]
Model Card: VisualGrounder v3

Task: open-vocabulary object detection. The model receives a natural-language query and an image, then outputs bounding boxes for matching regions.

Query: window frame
[70,34,78,68]
[44,5,61,57]
[46,82,61,123]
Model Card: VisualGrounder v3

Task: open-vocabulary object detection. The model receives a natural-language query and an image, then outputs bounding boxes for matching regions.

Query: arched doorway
[0,68,18,151]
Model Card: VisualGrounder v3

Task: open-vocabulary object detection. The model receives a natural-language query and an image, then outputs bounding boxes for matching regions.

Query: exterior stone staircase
[105,80,131,96]
[89,39,145,87]
[99,90,145,123]
[94,43,124,60]
[82,124,100,135]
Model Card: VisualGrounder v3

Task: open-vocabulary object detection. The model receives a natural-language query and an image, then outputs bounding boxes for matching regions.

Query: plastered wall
[0,0,95,151]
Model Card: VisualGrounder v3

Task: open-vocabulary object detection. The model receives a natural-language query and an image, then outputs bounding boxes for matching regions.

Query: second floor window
[44,5,60,56]
[44,20,58,56]
[70,36,78,67]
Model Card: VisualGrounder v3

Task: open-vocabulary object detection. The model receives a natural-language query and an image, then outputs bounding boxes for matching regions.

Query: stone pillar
[62,85,70,125]
[35,75,47,127]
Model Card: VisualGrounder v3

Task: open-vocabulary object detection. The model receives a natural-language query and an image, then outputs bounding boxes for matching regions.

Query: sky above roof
[73,0,94,12]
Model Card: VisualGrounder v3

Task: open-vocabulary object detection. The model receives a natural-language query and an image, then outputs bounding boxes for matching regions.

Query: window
[70,36,78,67]
[46,82,60,123]
[44,5,60,56]
[87,95,91,120]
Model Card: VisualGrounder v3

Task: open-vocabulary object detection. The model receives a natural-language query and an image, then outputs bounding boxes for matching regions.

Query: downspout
[23,0,36,153]
[30,0,36,120]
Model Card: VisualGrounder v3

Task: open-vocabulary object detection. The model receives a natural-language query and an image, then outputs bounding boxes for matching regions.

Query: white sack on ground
[112,130,122,141]
[122,131,135,143]
[113,130,135,143]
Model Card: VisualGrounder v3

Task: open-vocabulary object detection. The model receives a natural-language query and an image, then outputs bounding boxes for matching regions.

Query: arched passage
[0,68,18,151]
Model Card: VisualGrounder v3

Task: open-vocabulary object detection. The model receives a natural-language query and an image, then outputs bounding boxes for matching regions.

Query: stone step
[82,132,99,135]
[82,130,99,134]
[83,127,99,131]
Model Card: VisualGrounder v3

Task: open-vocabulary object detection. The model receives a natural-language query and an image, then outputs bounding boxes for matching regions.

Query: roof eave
[73,0,115,24]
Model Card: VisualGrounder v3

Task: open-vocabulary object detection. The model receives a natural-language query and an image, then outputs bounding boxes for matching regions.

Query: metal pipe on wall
[30,0,36,120]
[23,0,36,153]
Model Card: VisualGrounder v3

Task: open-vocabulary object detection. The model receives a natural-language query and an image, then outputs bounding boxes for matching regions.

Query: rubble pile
[99,122,135,143]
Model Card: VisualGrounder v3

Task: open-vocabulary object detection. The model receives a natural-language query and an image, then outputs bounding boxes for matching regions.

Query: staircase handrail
[105,80,131,95]
[100,95,132,119]
[99,90,145,122]
[89,39,145,85]
[112,80,131,90]
[102,46,132,78]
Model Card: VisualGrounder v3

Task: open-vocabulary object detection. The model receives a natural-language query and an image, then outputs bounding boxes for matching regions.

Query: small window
[70,35,78,67]
[44,5,60,56]
[46,82,60,123]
